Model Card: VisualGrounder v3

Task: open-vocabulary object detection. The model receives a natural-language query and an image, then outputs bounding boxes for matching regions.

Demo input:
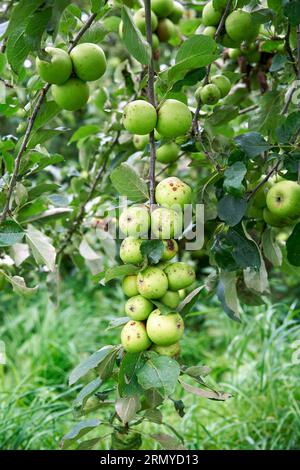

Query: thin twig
[285,23,298,77]
[239,104,259,115]
[247,161,281,202]
[0,12,97,223]
[144,0,156,209]
[0,77,14,88]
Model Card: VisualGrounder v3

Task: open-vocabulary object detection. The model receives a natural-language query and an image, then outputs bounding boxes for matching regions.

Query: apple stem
[144,0,157,210]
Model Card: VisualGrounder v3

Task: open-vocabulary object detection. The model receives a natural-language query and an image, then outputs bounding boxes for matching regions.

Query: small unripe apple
[202,1,222,26]
[169,1,184,24]
[152,34,160,51]
[121,320,152,352]
[120,237,143,265]
[199,84,221,105]
[156,99,192,138]
[228,48,242,60]
[159,290,180,309]
[203,26,216,38]
[133,134,149,150]
[137,267,168,299]
[155,176,192,209]
[151,207,182,239]
[156,142,179,163]
[122,275,139,297]
[152,0,175,18]
[123,100,157,135]
[125,295,153,320]
[178,289,186,300]
[36,47,72,85]
[263,208,288,228]
[70,43,107,82]
[152,341,180,357]
[162,239,178,261]
[52,78,89,111]
[211,75,231,98]
[165,262,196,291]
[156,19,175,42]
[134,8,158,35]
[146,309,184,346]
[225,10,254,43]
[119,205,150,237]
[221,34,241,48]
[266,180,300,219]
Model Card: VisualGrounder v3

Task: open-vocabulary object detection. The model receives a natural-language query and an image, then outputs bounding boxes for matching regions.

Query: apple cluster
[36,43,107,111]
[119,176,196,357]
[195,74,231,105]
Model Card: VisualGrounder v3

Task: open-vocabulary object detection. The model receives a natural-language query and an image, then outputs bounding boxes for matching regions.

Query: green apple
[70,43,106,82]
[203,26,216,38]
[120,237,143,265]
[263,208,289,228]
[152,34,160,51]
[225,10,254,43]
[178,288,186,299]
[156,142,179,163]
[151,207,182,239]
[156,99,192,138]
[169,1,184,24]
[247,202,264,219]
[123,100,157,135]
[202,1,222,26]
[134,8,158,35]
[152,341,180,357]
[151,0,175,18]
[211,75,231,98]
[199,84,221,105]
[133,134,149,150]
[137,267,168,299]
[146,309,184,346]
[52,78,89,111]
[228,48,242,60]
[121,320,152,352]
[195,86,202,102]
[122,275,139,297]
[245,49,261,63]
[159,290,180,309]
[266,180,300,219]
[156,19,175,42]
[165,262,196,290]
[36,47,72,85]
[125,295,153,320]
[155,176,192,209]
[162,239,178,261]
[119,205,150,237]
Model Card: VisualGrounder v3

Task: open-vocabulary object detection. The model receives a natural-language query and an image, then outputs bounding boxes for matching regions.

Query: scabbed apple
[70,43,107,82]
[122,275,139,297]
[151,207,182,239]
[146,309,184,346]
[169,1,184,24]
[151,0,175,18]
[52,78,89,111]
[202,1,222,26]
[155,176,192,209]
[119,205,150,237]
[36,47,72,85]
[159,290,180,309]
[133,134,149,150]
[123,100,157,135]
[211,75,231,98]
[199,84,221,105]
[225,10,254,43]
[152,341,180,357]
[121,320,152,352]
[137,267,168,299]
[134,8,158,35]
[156,142,179,163]
[156,99,192,138]
[120,237,143,265]
[203,26,216,38]
[165,262,196,291]
[156,19,175,42]
[162,239,178,261]
[266,180,300,219]
[125,295,153,320]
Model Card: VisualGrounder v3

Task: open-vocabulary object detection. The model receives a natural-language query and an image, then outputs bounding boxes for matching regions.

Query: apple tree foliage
[0,0,300,450]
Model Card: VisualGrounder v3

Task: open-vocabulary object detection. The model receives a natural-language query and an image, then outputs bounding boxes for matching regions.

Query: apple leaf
[121,6,151,65]
[234,132,270,158]
[0,220,25,247]
[218,195,247,226]
[137,355,180,396]
[140,240,164,264]
[286,223,300,266]
[110,163,149,202]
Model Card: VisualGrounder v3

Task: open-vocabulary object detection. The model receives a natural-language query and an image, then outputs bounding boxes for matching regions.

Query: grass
[0,276,299,450]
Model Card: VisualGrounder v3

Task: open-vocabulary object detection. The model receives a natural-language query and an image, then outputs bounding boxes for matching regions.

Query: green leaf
[105,264,140,283]
[283,1,300,25]
[176,35,217,64]
[151,433,186,451]
[177,285,204,316]
[121,6,151,65]
[180,380,232,401]
[276,112,300,144]
[110,163,149,202]
[69,125,100,144]
[33,101,60,131]
[119,352,145,397]
[286,223,300,266]
[206,105,239,128]
[227,225,261,270]
[0,272,38,296]
[262,228,282,267]
[74,377,102,409]
[140,240,164,264]
[217,271,241,322]
[91,0,105,13]
[218,195,247,226]
[137,355,180,396]
[69,345,117,385]
[61,419,101,450]
[223,162,247,196]
[115,395,141,424]
[234,132,270,158]
[251,8,274,24]
[269,53,287,72]
[26,225,56,272]
[0,220,25,247]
